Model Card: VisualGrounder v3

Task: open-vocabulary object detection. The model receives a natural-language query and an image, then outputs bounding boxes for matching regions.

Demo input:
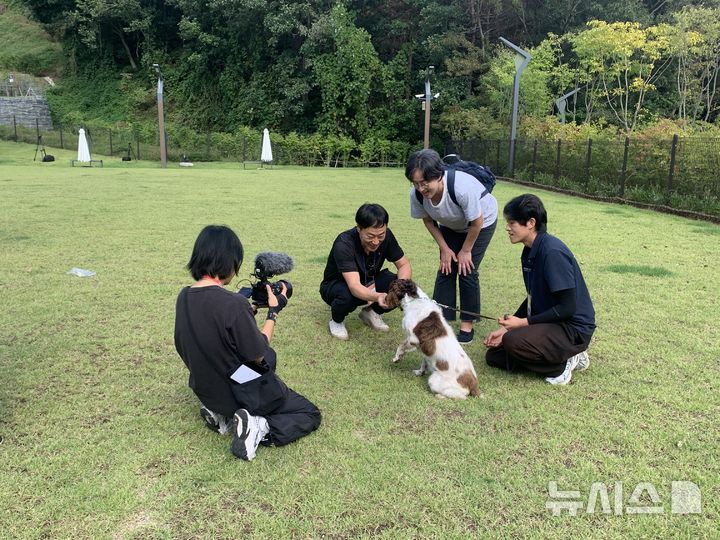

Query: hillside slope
[0,1,63,75]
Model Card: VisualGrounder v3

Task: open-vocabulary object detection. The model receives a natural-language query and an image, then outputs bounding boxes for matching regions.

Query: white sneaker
[329,319,349,340]
[574,350,590,371]
[544,354,580,386]
[230,409,270,461]
[359,307,389,332]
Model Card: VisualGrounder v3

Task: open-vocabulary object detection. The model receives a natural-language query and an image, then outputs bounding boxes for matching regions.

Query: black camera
[239,252,294,308]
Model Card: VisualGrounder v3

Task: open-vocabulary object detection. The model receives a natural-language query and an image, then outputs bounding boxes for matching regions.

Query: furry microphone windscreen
[254,252,294,277]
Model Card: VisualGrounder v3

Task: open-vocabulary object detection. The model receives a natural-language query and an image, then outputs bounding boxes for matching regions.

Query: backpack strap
[446,168,459,206]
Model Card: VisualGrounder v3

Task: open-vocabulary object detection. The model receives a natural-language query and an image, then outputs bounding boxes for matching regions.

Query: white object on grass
[68,267,96,277]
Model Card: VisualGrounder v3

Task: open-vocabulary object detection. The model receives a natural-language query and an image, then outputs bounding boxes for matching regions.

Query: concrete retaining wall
[0,96,53,130]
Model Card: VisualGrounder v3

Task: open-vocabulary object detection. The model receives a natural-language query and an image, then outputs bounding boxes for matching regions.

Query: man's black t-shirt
[174,286,272,416]
[321,227,404,287]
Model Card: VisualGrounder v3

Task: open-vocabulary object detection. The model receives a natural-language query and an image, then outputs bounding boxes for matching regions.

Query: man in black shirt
[320,203,412,340]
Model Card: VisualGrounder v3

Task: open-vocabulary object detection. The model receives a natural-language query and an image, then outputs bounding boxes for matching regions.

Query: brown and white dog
[385,279,480,399]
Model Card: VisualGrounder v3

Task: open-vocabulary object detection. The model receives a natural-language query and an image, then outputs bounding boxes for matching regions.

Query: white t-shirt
[410,170,498,232]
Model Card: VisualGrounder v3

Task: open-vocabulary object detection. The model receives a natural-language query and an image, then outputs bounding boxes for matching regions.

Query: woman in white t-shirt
[405,149,498,344]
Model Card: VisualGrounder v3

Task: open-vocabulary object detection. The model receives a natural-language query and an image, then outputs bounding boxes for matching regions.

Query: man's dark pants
[434,221,496,322]
[320,269,397,323]
[485,323,592,377]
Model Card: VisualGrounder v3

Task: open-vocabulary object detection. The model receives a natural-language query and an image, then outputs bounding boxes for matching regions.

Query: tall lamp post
[499,37,531,176]
[415,65,439,149]
[555,87,581,124]
[153,63,168,168]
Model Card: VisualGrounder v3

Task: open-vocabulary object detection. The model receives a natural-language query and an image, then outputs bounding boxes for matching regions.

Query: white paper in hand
[230,364,261,384]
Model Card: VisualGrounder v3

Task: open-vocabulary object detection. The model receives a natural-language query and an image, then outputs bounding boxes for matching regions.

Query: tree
[301,5,381,139]
[571,20,672,133]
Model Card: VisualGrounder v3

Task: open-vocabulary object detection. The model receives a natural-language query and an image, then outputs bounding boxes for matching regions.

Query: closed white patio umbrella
[261,128,273,164]
[77,128,91,162]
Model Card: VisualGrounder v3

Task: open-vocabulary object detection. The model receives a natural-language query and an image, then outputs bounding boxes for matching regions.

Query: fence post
[13,115,17,142]
[620,136,630,198]
[137,140,140,161]
[495,140,501,174]
[36,118,40,140]
[555,139,562,179]
[668,134,678,192]
[531,139,538,182]
[60,124,64,149]
[109,129,113,155]
[585,138,592,183]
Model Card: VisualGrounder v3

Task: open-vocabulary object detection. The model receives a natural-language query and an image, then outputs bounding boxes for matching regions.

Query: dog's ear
[395,279,418,299]
[385,279,402,309]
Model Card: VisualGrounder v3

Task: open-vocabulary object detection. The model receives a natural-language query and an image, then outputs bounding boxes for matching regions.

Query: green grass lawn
[0,140,718,538]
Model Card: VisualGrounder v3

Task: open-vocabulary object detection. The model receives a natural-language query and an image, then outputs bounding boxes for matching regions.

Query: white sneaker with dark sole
[359,307,389,332]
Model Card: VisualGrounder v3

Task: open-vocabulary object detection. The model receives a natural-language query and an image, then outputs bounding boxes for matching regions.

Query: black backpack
[414,154,496,205]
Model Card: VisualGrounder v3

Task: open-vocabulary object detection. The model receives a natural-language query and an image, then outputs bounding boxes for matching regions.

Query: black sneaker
[200,406,221,433]
[457,329,474,345]
[230,409,252,460]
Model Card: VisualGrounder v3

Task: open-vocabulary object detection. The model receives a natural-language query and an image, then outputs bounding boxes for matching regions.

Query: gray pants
[433,221,496,322]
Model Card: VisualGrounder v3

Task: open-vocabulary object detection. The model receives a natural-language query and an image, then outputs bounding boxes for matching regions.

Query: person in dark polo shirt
[320,203,412,340]
[484,194,596,385]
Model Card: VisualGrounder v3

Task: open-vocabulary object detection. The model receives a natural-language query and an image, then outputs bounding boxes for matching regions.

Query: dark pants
[233,350,321,447]
[264,388,322,447]
[485,323,592,377]
[320,269,397,323]
[434,222,496,322]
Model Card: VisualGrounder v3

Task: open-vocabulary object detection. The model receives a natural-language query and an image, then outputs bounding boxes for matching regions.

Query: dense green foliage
[6,0,720,145]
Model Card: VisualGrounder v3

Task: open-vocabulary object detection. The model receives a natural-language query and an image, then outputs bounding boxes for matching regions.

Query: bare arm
[392,255,412,280]
[342,271,386,305]
[422,216,456,275]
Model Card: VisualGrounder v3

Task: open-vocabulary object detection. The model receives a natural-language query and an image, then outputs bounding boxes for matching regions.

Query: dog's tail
[457,370,480,397]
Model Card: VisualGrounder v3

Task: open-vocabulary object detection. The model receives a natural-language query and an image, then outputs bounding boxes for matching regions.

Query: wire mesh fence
[447,136,720,216]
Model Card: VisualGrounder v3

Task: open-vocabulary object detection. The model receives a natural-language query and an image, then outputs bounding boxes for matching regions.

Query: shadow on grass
[605,264,674,277]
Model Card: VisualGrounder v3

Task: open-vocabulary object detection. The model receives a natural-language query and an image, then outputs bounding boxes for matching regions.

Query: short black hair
[355,203,389,229]
[503,194,548,233]
[405,149,444,182]
[187,225,244,281]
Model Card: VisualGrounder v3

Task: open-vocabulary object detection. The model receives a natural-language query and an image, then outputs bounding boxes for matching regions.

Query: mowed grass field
[0,141,718,539]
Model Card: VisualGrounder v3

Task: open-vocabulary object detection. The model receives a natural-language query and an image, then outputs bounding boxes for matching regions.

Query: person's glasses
[412,178,437,189]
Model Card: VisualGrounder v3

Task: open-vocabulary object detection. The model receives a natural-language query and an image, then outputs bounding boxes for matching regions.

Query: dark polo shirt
[521,232,596,337]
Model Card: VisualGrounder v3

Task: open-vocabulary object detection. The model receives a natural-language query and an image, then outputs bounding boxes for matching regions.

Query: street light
[499,37,531,176]
[153,63,167,168]
[415,65,438,149]
[555,87,581,124]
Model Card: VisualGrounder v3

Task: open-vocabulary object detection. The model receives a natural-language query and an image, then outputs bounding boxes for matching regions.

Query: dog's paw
[434,393,447,399]
[413,369,425,376]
